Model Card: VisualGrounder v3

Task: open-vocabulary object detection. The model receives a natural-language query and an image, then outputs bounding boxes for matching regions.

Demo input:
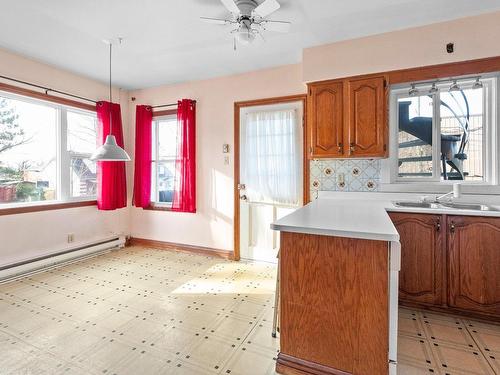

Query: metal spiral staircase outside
[398,91,470,180]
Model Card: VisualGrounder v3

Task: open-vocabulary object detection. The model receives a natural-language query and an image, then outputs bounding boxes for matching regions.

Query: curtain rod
[151,100,196,109]
[0,74,98,104]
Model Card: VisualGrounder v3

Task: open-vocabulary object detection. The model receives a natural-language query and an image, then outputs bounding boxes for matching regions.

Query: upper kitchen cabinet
[308,81,344,157]
[346,76,387,158]
[307,75,388,159]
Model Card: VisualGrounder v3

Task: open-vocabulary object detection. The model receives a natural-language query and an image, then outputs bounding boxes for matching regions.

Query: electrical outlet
[67,233,74,243]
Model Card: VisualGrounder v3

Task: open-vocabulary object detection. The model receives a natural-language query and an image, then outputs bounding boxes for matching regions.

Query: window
[391,76,495,184]
[0,91,97,207]
[151,115,178,206]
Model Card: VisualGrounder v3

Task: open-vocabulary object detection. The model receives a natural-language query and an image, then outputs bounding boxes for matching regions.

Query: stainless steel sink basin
[393,200,500,211]
[393,201,441,209]
[439,202,499,211]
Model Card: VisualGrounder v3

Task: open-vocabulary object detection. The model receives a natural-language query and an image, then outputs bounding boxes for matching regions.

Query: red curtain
[96,101,127,210]
[172,99,196,213]
[132,105,153,208]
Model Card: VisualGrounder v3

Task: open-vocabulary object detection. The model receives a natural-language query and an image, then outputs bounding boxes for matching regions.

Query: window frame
[0,88,98,213]
[381,75,499,193]
[149,113,177,209]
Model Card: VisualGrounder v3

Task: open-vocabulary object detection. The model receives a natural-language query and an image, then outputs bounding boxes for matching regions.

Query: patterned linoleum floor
[0,246,498,375]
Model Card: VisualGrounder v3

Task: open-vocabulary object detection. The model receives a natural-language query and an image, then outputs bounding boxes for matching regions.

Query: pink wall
[0,48,130,267]
[128,64,305,251]
[303,11,500,83]
[2,10,499,260]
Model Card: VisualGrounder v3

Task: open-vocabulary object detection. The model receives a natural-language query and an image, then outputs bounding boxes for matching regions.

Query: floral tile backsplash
[310,159,381,197]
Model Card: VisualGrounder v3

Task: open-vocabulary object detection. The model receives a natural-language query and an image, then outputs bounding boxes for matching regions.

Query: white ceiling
[1,0,499,89]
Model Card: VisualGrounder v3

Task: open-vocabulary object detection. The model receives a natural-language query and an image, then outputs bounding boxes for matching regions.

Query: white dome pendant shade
[91,134,130,161]
[91,39,131,162]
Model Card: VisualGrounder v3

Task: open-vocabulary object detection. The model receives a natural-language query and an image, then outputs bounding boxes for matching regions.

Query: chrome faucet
[435,183,462,203]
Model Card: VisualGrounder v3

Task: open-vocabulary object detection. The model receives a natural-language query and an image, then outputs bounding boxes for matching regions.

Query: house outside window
[0,91,97,207]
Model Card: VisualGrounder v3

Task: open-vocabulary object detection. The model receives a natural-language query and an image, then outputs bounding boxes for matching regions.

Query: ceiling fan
[201,0,291,48]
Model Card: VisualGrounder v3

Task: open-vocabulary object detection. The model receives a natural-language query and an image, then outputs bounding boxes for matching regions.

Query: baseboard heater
[0,236,126,282]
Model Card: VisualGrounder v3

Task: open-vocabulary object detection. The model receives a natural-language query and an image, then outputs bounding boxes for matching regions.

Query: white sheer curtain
[241,108,301,206]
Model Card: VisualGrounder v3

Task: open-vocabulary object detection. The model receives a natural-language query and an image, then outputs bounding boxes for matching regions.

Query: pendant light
[91,41,131,162]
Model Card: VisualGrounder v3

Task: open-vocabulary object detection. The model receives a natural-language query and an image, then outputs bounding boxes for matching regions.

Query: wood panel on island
[276,232,391,375]
[390,212,500,321]
[307,75,388,159]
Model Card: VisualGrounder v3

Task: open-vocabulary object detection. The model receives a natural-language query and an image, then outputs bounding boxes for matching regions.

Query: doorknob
[240,194,248,201]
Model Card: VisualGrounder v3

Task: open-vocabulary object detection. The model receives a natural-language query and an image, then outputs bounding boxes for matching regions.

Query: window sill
[0,200,97,216]
[144,204,173,212]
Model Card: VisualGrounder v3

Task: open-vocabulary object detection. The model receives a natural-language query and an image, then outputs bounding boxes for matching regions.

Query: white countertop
[270,192,500,242]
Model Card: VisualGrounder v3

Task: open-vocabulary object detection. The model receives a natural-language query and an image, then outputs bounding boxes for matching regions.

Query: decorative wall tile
[310,159,381,197]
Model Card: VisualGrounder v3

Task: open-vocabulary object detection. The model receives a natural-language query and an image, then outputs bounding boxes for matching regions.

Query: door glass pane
[70,157,96,198]
[0,95,57,204]
[397,95,434,178]
[440,88,483,181]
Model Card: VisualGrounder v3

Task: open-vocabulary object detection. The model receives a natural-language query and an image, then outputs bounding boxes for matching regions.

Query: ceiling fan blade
[253,0,280,18]
[220,0,240,14]
[200,17,230,25]
[261,20,291,33]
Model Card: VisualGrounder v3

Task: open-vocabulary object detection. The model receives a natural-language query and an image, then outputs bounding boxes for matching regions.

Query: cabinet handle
[349,143,355,154]
[436,222,441,232]
[450,223,455,233]
[337,142,343,153]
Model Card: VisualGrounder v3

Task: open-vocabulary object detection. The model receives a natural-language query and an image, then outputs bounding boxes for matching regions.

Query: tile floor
[0,246,498,375]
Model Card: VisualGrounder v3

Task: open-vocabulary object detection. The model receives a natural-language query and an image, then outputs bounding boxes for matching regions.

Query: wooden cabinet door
[308,81,344,158]
[448,216,500,315]
[346,76,387,157]
[389,213,444,306]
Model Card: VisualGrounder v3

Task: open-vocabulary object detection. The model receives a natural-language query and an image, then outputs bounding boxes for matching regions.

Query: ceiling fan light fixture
[236,24,256,44]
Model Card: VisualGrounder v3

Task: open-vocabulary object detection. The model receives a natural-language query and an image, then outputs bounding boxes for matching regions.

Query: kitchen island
[271,198,400,375]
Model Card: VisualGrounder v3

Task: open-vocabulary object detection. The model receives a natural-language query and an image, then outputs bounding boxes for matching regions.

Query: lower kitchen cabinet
[390,212,500,320]
[389,212,444,306]
[448,215,500,316]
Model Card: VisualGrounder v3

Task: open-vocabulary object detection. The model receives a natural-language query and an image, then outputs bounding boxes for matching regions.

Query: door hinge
[383,144,387,151]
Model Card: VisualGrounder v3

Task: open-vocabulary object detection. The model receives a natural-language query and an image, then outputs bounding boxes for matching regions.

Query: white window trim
[151,114,177,208]
[380,75,500,195]
[0,90,97,209]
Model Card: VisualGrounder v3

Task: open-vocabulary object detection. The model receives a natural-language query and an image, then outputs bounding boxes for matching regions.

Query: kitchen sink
[393,201,442,209]
[439,202,499,211]
[393,201,500,211]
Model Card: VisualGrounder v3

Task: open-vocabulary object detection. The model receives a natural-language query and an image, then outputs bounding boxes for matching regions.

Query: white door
[239,101,303,262]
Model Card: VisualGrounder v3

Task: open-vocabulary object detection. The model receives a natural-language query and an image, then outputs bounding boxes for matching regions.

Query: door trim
[233,94,308,261]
